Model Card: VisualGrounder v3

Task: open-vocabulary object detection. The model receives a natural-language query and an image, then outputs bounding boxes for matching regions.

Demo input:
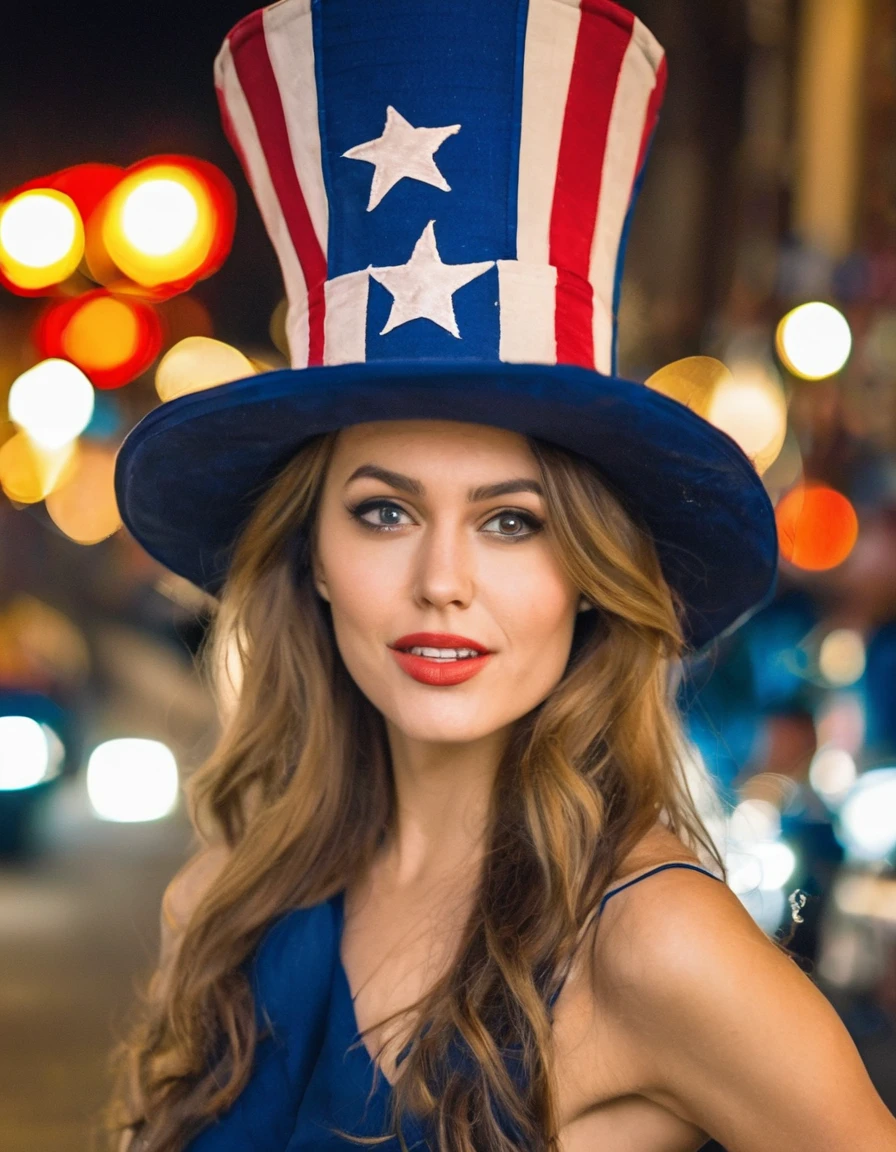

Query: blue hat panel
[315,0,527,361]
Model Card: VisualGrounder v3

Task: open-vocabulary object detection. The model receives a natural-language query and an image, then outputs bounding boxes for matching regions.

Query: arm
[598,869,896,1152]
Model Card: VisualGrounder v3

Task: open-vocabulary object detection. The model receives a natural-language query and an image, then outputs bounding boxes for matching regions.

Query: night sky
[0,1,283,347]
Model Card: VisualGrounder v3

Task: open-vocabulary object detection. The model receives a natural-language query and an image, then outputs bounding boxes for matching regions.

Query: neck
[375,724,508,891]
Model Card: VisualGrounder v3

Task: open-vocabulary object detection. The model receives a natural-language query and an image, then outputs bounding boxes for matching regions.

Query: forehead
[331,419,535,465]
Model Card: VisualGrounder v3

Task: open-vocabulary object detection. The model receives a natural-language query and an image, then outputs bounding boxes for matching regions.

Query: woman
[104,0,896,1149]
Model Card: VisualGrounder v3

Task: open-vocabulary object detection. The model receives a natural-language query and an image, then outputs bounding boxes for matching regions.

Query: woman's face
[312,420,585,746]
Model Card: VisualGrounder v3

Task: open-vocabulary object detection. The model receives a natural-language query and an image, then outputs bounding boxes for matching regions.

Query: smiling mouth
[396,647,484,661]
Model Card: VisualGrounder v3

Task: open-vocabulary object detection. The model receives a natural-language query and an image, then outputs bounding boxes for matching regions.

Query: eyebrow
[343,463,545,503]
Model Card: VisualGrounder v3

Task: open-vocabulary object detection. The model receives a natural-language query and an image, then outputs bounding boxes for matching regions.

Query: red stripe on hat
[215,83,251,184]
[549,3,635,369]
[228,12,327,366]
[635,53,668,180]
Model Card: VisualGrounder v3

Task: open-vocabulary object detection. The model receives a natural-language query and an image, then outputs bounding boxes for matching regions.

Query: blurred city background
[1,1,895,1148]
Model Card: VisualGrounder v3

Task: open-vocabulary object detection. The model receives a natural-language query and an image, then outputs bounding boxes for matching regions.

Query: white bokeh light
[0,715,51,790]
[121,179,199,257]
[837,767,896,862]
[729,797,782,845]
[809,745,858,807]
[777,302,852,380]
[86,737,180,823]
[8,359,95,450]
[0,192,78,269]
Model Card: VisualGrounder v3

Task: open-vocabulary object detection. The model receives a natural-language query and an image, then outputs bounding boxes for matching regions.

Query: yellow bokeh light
[155,336,256,402]
[644,356,732,421]
[776,302,852,380]
[0,430,79,503]
[0,189,84,290]
[45,442,122,544]
[103,165,214,287]
[706,360,788,475]
[62,296,140,372]
[818,628,866,687]
[8,359,95,450]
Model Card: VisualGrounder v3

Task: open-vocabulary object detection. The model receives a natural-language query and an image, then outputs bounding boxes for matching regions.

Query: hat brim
[113,359,779,654]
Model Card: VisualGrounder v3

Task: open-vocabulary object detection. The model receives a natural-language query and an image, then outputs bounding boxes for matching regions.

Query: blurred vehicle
[0,594,90,857]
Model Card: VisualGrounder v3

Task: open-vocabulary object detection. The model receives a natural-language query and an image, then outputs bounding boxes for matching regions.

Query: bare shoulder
[590,850,896,1151]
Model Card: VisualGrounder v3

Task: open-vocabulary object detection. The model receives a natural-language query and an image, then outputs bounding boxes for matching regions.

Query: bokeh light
[45,442,122,544]
[775,482,859,570]
[0,430,79,503]
[776,301,852,380]
[85,737,179,823]
[706,359,788,475]
[123,178,198,256]
[819,628,866,686]
[837,767,896,862]
[0,716,52,790]
[7,359,95,449]
[155,336,256,402]
[34,289,164,388]
[809,745,858,808]
[729,797,782,844]
[644,355,730,421]
[98,155,236,291]
[0,189,84,292]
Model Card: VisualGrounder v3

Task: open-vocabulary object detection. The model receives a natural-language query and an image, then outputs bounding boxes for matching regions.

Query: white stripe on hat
[497,261,557,364]
[588,16,664,374]
[214,40,311,368]
[263,1,329,256]
[324,271,370,365]
[514,0,581,267]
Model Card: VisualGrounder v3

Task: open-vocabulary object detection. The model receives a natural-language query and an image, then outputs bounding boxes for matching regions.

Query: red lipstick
[388,632,493,686]
[391,632,491,653]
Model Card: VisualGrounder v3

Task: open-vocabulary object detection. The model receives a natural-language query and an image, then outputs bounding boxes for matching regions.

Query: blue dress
[185,862,721,1151]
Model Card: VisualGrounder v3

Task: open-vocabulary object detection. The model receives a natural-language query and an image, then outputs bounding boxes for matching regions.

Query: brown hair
[101,428,750,1152]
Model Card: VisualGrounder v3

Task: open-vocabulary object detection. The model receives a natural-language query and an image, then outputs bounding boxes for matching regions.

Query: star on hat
[369,220,494,337]
[342,105,461,211]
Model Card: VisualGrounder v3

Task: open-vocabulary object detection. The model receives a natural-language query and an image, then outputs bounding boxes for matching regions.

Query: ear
[313,565,330,603]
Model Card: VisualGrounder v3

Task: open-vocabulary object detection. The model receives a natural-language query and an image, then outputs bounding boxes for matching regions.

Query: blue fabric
[182,863,722,1150]
[317,0,525,362]
[185,904,336,1151]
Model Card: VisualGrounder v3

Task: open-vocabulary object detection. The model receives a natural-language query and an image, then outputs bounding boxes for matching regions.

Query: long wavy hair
[101,427,756,1152]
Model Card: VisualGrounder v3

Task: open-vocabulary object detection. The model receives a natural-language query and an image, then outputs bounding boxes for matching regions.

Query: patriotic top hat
[113,0,779,654]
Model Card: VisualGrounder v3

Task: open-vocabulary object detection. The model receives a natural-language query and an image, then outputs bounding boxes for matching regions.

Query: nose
[411,518,476,610]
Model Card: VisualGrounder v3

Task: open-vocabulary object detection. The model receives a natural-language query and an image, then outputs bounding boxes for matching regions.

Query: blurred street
[0,784,191,1152]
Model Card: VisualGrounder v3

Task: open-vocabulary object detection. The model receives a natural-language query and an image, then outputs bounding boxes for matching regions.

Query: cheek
[318,527,398,641]
[493,564,579,669]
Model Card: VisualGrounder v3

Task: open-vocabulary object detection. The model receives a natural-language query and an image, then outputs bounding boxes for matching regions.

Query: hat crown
[214,0,667,376]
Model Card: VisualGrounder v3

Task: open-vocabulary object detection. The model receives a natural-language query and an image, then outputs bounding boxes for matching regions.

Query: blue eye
[346,499,543,541]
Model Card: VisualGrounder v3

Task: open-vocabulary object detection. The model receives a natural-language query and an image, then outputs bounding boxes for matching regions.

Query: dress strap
[598,860,722,913]
[546,861,722,1011]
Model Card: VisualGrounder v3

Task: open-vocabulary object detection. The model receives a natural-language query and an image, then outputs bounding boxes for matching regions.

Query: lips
[389,646,492,686]
[391,631,491,653]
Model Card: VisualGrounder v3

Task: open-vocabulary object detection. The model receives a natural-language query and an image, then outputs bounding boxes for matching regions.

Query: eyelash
[346,499,544,542]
